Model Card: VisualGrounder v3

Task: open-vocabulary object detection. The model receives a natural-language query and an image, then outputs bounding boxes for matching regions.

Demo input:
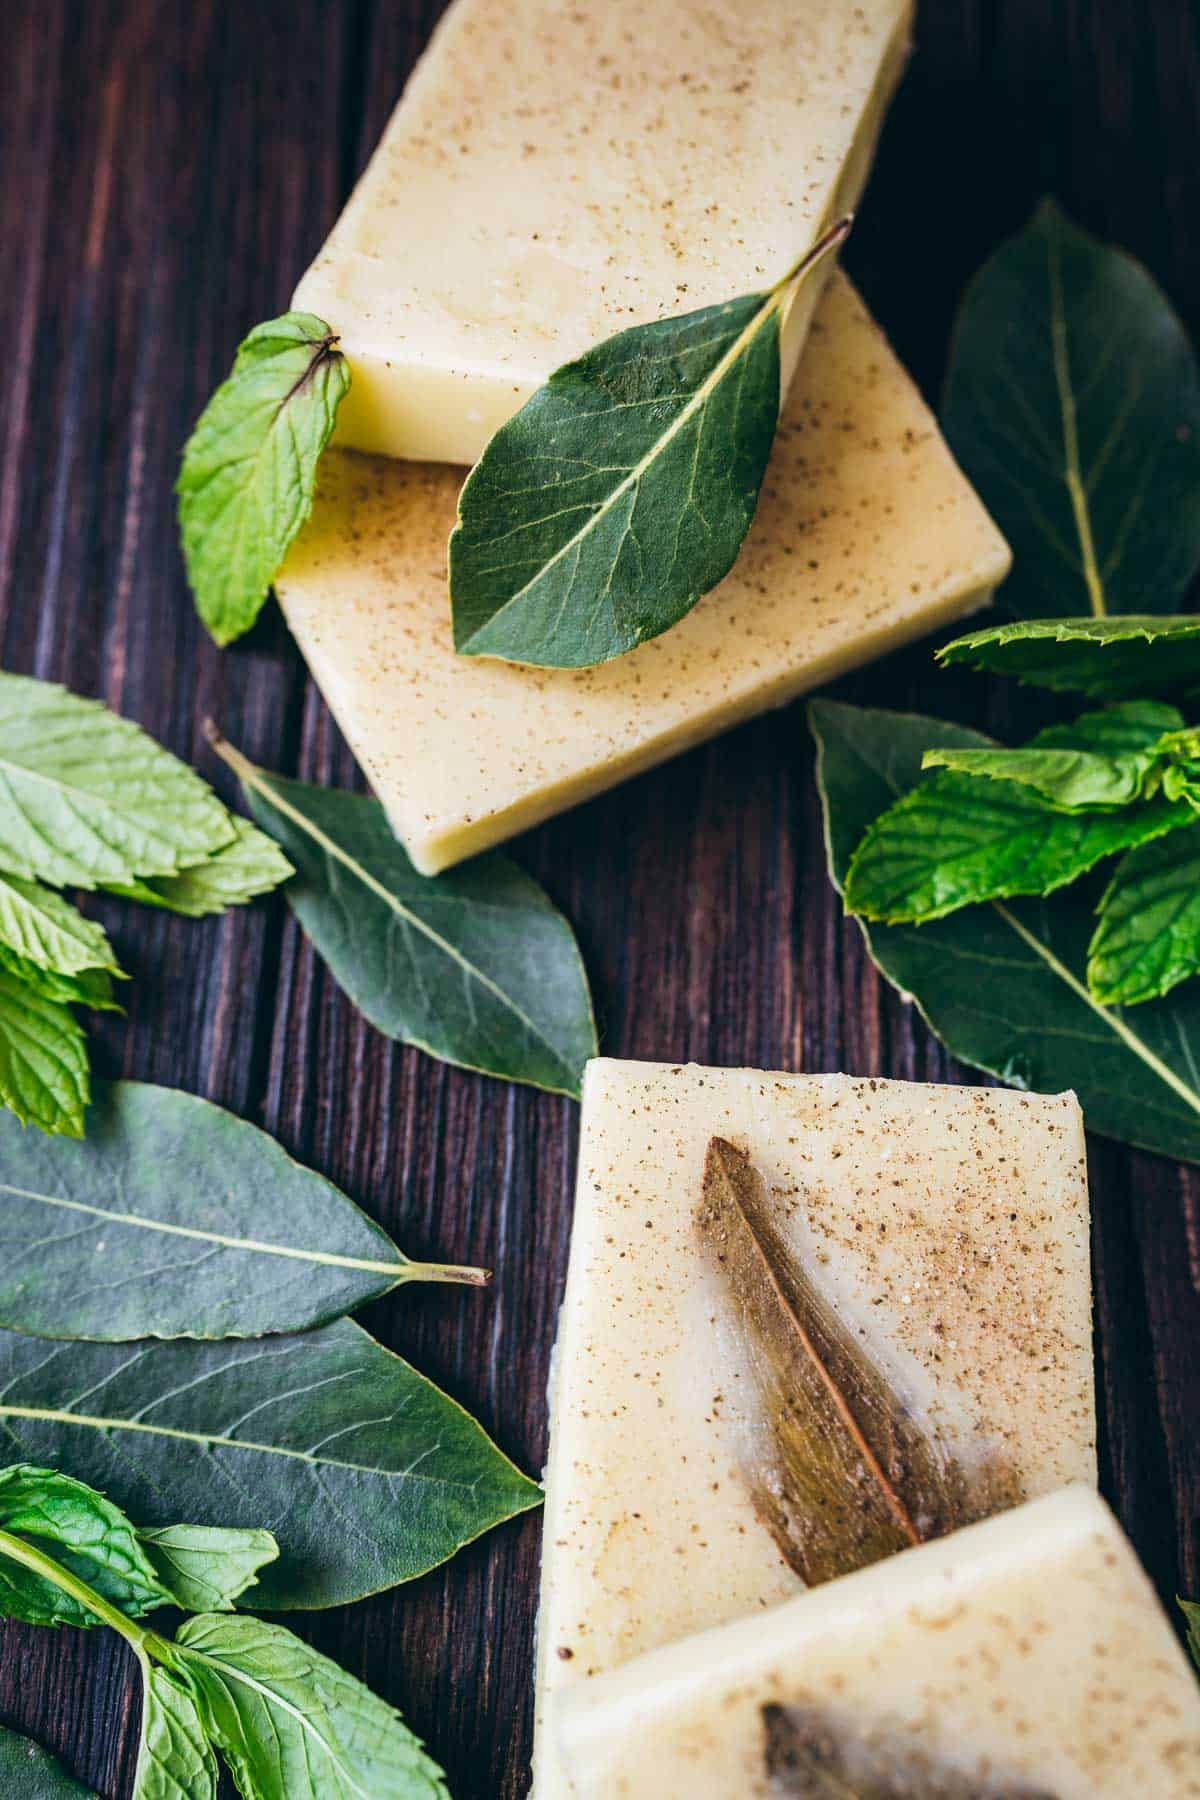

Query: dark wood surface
[3,1,1200,1793]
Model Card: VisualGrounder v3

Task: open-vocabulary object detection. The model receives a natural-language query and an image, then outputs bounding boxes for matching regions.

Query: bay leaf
[942,199,1200,619]
[1087,826,1200,1005]
[695,1139,1013,1586]
[211,732,597,1097]
[810,698,1200,1165]
[0,1316,541,1609]
[0,1725,96,1798]
[762,1704,1056,1798]
[448,220,850,669]
[0,967,90,1138]
[0,1079,486,1342]
[939,616,1200,698]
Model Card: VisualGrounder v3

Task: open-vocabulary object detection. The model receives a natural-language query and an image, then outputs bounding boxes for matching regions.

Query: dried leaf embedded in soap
[762,1704,1058,1798]
[449,221,849,669]
[695,1140,1017,1586]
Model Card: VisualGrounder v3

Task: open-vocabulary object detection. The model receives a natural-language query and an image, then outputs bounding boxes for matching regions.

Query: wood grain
[1,0,1199,1793]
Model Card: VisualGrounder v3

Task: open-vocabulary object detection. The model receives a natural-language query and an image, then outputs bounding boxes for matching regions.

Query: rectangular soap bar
[293,0,913,464]
[276,276,1011,875]
[533,1061,1096,1794]
[552,1486,1200,1799]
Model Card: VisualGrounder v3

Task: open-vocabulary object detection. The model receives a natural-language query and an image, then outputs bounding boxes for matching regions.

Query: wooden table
[3,1,1199,1792]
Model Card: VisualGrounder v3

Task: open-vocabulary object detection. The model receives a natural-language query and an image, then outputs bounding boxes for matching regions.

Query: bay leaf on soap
[0,1078,485,1342]
[939,616,1200,699]
[942,199,1200,620]
[762,1704,1057,1798]
[695,1139,1014,1586]
[211,733,597,1098]
[0,1316,541,1609]
[811,697,1200,1165]
[448,220,850,669]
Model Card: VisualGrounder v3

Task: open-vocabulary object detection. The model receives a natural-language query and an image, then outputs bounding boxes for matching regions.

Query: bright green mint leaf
[105,818,293,917]
[449,224,848,668]
[844,716,1191,924]
[0,966,89,1136]
[920,700,1186,811]
[178,312,351,646]
[0,674,235,889]
[0,1724,96,1796]
[0,948,118,1013]
[0,874,121,978]
[1087,827,1200,1005]
[132,1665,219,1800]
[811,699,1200,1165]
[215,735,597,1098]
[138,1524,278,1615]
[176,1614,450,1800]
[0,1463,171,1628]
[942,199,1200,619]
[939,616,1200,697]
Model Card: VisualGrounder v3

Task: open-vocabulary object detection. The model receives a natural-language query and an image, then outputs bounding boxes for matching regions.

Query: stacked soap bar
[533,1061,1096,1793]
[293,0,914,464]
[551,1486,1200,1798]
[277,276,1011,874]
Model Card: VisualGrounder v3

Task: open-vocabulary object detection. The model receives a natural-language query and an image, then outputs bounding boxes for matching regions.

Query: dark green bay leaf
[0,968,89,1138]
[133,1666,218,1800]
[172,1614,450,1800]
[0,1079,485,1342]
[810,698,1200,1164]
[178,312,351,647]
[449,221,849,669]
[940,616,1200,698]
[0,1316,541,1608]
[213,734,596,1097]
[942,199,1200,619]
[0,675,235,889]
[0,1725,96,1798]
[1088,827,1200,1006]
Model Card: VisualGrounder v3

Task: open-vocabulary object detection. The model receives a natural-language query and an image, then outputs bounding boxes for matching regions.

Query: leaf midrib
[0,1180,406,1279]
[1047,218,1107,617]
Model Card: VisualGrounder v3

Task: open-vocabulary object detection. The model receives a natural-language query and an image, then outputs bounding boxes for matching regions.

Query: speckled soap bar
[293,0,913,464]
[276,276,1011,875]
[552,1487,1200,1798]
[532,1060,1096,1796]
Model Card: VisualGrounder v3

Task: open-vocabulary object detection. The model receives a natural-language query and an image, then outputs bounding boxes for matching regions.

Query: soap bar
[276,277,1011,875]
[533,1061,1095,1793]
[552,1486,1200,1799]
[292,0,913,464]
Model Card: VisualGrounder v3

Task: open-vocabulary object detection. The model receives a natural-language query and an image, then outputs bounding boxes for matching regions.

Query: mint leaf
[939,616,1200,697]
[0,1463,172,1628]
[0,949,118,1013]
[106,818,293,917]
[214,735,597,1098]
[943,199,1200,619]
[0,1725,96,1796]
[175,1614,450,1800]
[811,699,1200,1165]
[0,1316,541,1609]
[0,674,235,888]
[921,700,1185,811]
[0,874,121,978]
[0,1079,485,1342]
[133,1666,218,1800]
[1087,827,1200,1005]
[178,313,351,646]
[449,221,848,668]
[0,967,89,1137]
[138,1525,277,1615]
[843,763,1190,925]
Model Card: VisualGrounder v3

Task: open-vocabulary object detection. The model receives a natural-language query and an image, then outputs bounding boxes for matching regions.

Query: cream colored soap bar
[293,0,912,464]
[533,1060,1095,1794]
[552,1487,1200,1799]
[276,277,1011,875]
